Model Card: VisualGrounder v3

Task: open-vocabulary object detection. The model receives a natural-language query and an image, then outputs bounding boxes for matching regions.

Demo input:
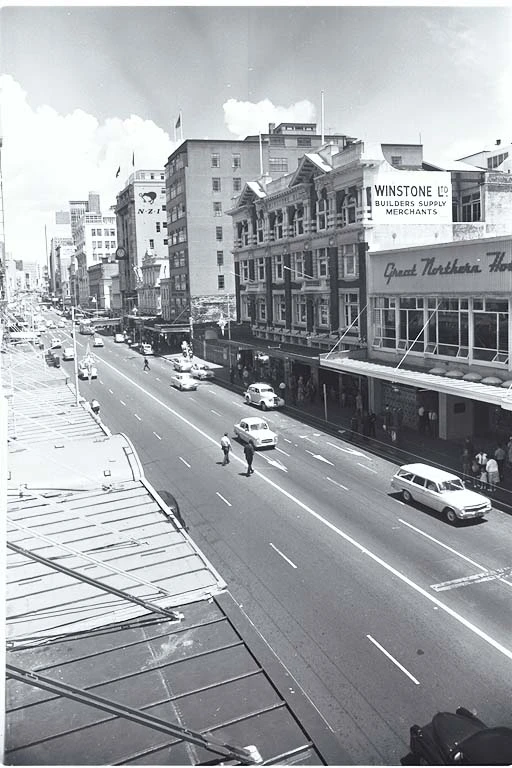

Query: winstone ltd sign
[371,171,452,224]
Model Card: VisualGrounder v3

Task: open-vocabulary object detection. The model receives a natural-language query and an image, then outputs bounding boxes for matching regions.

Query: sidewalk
[212,365,512,515]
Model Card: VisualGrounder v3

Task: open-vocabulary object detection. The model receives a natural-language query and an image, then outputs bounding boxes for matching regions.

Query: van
[391,463,492,524]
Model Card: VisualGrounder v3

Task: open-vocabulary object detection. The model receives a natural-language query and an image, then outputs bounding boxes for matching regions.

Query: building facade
[137,252,168,317]
[74,213,117,307]
[115,170,168,315]
[163,123,356,326]
[87,259,119,311]
[54,239,74,304]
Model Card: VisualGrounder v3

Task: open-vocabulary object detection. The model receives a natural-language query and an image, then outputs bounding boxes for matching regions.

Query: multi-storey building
[54,239,74,304]
[88,259,119,311]
[74,212,117,307]
[115,170,168,315]
[163,123,356,326]
[229,140,512,430]
[137,251,168,317]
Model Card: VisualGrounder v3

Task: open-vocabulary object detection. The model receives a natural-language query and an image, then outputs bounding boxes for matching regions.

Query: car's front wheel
[260,401,268,411]
[444,507,457,524]
[402,489,412,503]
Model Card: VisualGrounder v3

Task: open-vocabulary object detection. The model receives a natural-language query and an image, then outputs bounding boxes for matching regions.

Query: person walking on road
[220,432,231,465]
[143,357,150,371]
[91,399,100,416]
[244,441,255,476]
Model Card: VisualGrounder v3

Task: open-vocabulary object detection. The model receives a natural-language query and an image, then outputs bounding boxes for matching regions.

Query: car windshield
[439,479,464,491]
[260,386,274,393]
[250,422,268,431]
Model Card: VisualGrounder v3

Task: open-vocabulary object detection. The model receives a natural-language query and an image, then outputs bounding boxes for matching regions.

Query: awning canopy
[149,324,190,334]
[320,354,512,408]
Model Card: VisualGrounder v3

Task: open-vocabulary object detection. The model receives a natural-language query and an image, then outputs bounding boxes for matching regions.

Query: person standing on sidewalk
[244,441,255,476]
[461,448,472,481]
[486,456,500,491]
[495,444,506,481]
[220,432,231,465]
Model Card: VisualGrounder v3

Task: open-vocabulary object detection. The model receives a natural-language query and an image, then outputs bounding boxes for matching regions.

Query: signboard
[371,171,452,224]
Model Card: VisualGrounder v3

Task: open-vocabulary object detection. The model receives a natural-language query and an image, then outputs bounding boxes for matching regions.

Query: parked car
[114,333,125,343]
[233,416,277,449]
[93,336,104,347]
[170,371,198,391]
[172,357,193,372]
[140,343,153,355]
[244,383,285,410]
[62,347,75,361]
[78,362,98,379]
[57,319,66,328]
[391,463,492,524]
[50,337,62,349]
[254,351,269,364]
[190,363,214,380]
[46,351,60,368]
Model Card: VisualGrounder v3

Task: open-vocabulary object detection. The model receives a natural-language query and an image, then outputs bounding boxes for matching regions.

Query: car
[93,336,104,347]
[46,351,60,368]
[62,347,75,361]
[78,362,98,379]
[254,351,270,364]
[233,416,277,449]
[114,333,125,343]
[244,383,285,410]
[57,320,65,328]
[46,321,56,329]
[390,463,492,524]
[190,363,214,380]
[170,371,198,390]
[172,357,193,372]
[140,343,153,355]
[50,337,62,349]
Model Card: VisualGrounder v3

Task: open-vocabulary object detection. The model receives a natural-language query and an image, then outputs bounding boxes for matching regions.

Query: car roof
[398,463,459,482]
[240,416,268,425]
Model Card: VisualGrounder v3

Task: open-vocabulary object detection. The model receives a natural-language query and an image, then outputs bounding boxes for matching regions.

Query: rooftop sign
[371,171,452,224]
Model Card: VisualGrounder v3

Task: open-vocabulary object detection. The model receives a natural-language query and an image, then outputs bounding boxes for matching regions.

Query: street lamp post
[71,306,80,406]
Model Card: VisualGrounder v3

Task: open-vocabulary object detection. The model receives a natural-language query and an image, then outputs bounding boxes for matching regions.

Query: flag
[132,151,135,167]
[175,114,181,131]
[115,166,120,178]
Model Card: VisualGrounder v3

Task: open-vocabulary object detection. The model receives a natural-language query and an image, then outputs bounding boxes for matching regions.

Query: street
[56,327,512,765]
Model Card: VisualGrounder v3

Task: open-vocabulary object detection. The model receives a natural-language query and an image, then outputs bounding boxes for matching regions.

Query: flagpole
[180,111,183,142]
[321,90,325,144]
[259,133,263,176]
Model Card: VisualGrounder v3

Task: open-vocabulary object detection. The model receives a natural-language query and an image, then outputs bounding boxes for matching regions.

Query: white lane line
[216,492,232,507]
[96,354,512,663]
[134,414,142,421]
[120,400,126,406]
[313,433,321,436]
[431,567,512,592]
[276,447,290,456]
[357,462,378,473]
[153,432,162,440]
[210,409,222,417]
[179,456,191,468]
[305,450,334,466]
[367,635,420,685]
[108,389,113,394]
[399,519,486,570]
[284,438,292,443]
[232,400,244,406]
[304,436,317,444]
[270,542,297,569]
[326,476,349,491]
[155,377,160,381]
[326,441,369,458]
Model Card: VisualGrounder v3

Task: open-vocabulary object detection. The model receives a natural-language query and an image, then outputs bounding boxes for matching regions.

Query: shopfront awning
[320,354,512,408]
[149,324,190,334]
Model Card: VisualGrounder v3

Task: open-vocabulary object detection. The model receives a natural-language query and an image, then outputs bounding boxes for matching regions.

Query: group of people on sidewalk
[461,437,512,492]
[220,432,254,476]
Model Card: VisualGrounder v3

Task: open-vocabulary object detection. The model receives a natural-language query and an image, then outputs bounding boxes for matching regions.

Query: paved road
[52,325,512,765]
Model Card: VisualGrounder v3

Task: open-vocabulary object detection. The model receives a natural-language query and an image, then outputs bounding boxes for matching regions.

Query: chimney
[268,123,275,134]
[496,139,501,146]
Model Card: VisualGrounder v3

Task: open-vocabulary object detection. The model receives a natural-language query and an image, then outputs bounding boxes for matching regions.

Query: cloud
[223,97,316,139]
[1,75,176,262]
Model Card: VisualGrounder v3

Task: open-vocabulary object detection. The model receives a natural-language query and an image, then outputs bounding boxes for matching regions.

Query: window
[213,201,222,216]
[462,193,481,222]
[216,226,223,241]
[257,257,265,281]
[487,152,509,169]
[473,298,509,362]
[373,297,397,348]
[218,274,225,289]
[297,137,311,147]
[105,241,110,249]
[269,157,288,173]
[164,239,168,245]
[274,295,286,322]
[257,211,265,243]
[274,254,283,280]
[342,244,358,278]
[391,156,403,166]
[270,136,285,146]
[399,297,424,352]
[427,297,469,356]
[293,294,307,324]
[233,177,242,193]
[211,153,220,167]
[318,298,329,327]
[110,241,116,248]
[341,193,357,226]
[110,229,116,237]
[241,260,249,282]
[294,205,304,236]
[258,299,266,321]
[156,222,161,232]
[149,239,154,248]
[344,293,359,329]
[212,177,221,192]
[317,248,329,277]
[316,189,328,230]
[293,252,304,279]
[232,153,241,169]
[97,241,103,249]
[216,250,224,266]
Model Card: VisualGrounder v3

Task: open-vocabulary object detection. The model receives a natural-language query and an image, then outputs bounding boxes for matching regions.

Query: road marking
[269,542,297,569]
[431,566,512,592]
[210,409,222,417]
[96,355,512,663]
[305,450,334,466]
[108,389,113,394]
[134,414,142,421]
[120,400,126,406]
[153,432,162,440]
[313,433,321,436]
[284,438,292,443]
[276,447,290,456]
[367,635,420,685]
[357,462,378,473]
[260,455,288,472]
[326,441,368,458]
[179,456,191,468]
[398,519,486,570]
[326,476,348,491]
[155,377,160,381]
[216,492,232,507]
[232,400,243,407]
[304,436,317,443]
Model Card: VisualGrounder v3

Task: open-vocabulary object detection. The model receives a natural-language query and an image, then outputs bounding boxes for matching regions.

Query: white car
[244,383,285,410]
[170,372,198,391]
[78,362,98,379]
[140,343,153,355]
[190,363,214,380]
[254,351,270,364]
[57,320,66,328]
[114,333,125,343]
[172,357,193,372]
[62,347,74,361]
[50,337,62,349]
[233,416,277,449]
[93,336,104,347]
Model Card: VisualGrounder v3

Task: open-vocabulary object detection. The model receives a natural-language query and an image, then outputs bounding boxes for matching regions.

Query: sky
[1,3,511,264]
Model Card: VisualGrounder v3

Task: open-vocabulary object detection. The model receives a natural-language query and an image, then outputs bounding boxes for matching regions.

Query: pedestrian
[243,441,255,476]
[368,411,376,438]
[143,357,150,371]
[383,405,392,435]
[350,413,359,440]
[237,361,243,381]
[507,437,512,475]
[308,378,316,404]
[461,448,472,480]
[486,456,500,491]
[297,376,305,404]
[418,405,427,434]
[229,365,236,384]
[494,444,506,480]
[355,390,363,416]
[428,409,438,437]
[220,432,231,465]
[475,450,488,489]
[242,366,249,386]
[91,399,100,416]
[278,381,286,401]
